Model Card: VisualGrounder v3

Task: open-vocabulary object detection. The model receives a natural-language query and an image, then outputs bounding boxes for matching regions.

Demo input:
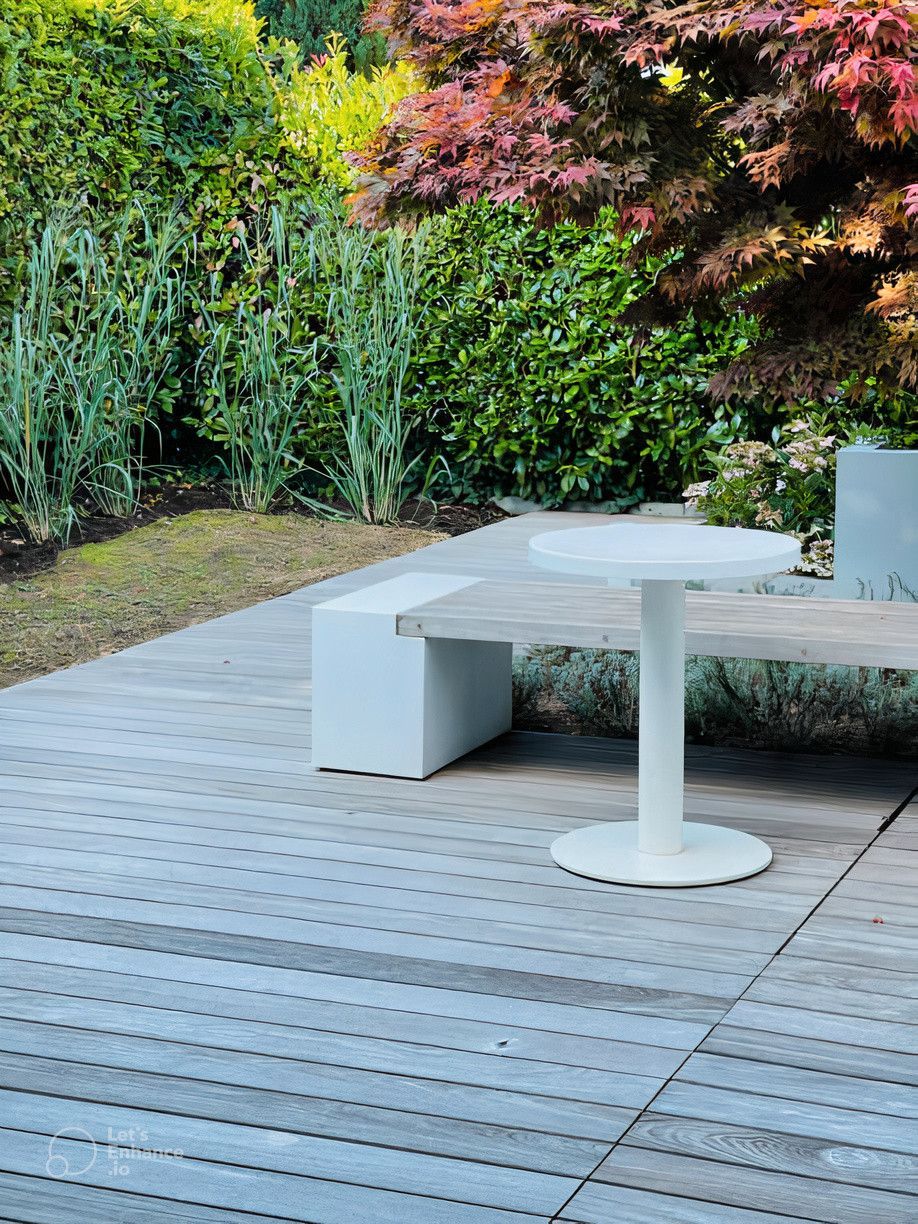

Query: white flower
[723,440,775,469]
[797,538,834,578]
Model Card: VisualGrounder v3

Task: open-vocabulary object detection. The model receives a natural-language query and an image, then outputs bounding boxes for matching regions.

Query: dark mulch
[0,486,507,583]
[398,499,507,537]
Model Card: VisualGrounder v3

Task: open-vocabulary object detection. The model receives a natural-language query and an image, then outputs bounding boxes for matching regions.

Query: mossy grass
[0,509,441,688]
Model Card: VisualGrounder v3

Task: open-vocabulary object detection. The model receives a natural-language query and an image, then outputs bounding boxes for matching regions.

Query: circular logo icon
[46,1128,97,1179]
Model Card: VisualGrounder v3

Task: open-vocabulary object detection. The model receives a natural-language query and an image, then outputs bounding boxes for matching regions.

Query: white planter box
[834,446,918,599]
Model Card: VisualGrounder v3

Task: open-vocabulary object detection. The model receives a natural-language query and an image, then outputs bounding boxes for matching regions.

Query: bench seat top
[397,579,918,670]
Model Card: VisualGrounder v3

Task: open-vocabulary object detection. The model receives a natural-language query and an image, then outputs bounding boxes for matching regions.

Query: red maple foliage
[350,0,918,404]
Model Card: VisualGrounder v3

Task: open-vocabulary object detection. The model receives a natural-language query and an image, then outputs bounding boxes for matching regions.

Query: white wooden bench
[312,573,918,778]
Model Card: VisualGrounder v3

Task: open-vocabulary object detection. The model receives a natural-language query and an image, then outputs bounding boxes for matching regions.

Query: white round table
[529,523,801,886]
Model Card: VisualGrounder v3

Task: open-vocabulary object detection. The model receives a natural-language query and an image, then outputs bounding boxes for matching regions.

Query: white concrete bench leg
[311,573,513,779]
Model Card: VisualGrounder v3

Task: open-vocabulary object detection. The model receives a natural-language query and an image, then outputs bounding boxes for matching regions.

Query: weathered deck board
[0,512,915,1222]
[398,578,918,668]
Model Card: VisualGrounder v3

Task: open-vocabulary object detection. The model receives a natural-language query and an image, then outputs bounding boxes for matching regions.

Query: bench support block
[312,573,513,779]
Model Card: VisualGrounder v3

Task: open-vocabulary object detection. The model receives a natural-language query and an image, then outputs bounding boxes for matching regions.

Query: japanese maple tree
[350,0,918,405]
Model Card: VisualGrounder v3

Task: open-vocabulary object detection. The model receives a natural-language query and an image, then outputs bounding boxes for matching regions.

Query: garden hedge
[411,205,767,506]
[0,0,311,296]
[6,1,905,517]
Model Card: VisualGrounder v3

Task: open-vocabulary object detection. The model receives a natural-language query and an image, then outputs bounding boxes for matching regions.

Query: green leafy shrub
[408,204,765,507]
[279,35,417,191]
[0,0,313,299]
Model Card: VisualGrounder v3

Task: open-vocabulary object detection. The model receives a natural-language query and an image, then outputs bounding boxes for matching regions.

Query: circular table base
[550,821,772,887]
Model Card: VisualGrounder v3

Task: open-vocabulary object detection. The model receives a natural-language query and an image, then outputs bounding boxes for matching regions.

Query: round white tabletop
[529,522,801,581]
[529,521,801,887]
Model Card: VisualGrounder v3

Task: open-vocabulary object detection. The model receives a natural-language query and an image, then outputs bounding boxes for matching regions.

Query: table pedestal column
[549,579,774,887]
[638,580,685,855]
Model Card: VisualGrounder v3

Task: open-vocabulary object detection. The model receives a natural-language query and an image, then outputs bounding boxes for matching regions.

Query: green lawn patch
[0,510,441,689]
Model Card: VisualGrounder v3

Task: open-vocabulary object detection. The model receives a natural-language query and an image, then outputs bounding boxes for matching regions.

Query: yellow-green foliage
[0,0,315,295]
[280,35,417,188]
[146,0,262,37]
[154,0,262,31]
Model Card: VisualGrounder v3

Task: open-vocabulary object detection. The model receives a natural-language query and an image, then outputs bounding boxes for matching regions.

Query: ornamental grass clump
[0,212,184,543]
[279,35,417,190]
[78,211,187,518]
[194,205,321,513]
[310,218,432,524]
[0,296,93,545]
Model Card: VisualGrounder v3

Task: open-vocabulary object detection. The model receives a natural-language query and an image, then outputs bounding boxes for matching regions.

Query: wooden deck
[0,512,915,1222]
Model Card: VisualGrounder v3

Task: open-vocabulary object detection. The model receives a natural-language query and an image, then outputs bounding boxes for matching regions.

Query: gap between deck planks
[0,512,915,1223]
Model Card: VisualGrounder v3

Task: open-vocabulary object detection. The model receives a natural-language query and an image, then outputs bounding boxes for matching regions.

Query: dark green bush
[256,0,385,69]
[409,204,766,507]
[0,0,311,296]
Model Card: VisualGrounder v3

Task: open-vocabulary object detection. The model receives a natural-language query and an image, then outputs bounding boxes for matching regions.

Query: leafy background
[1,0,914,518]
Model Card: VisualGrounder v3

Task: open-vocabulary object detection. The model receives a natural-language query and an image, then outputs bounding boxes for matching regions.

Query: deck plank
[557,1177,798,1222]
[586,1144,918,1223]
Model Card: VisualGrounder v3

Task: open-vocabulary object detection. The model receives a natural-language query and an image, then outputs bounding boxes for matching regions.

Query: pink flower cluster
[783,419,835,472]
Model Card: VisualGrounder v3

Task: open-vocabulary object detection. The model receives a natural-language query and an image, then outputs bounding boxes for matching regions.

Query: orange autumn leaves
[349,0,918,404]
